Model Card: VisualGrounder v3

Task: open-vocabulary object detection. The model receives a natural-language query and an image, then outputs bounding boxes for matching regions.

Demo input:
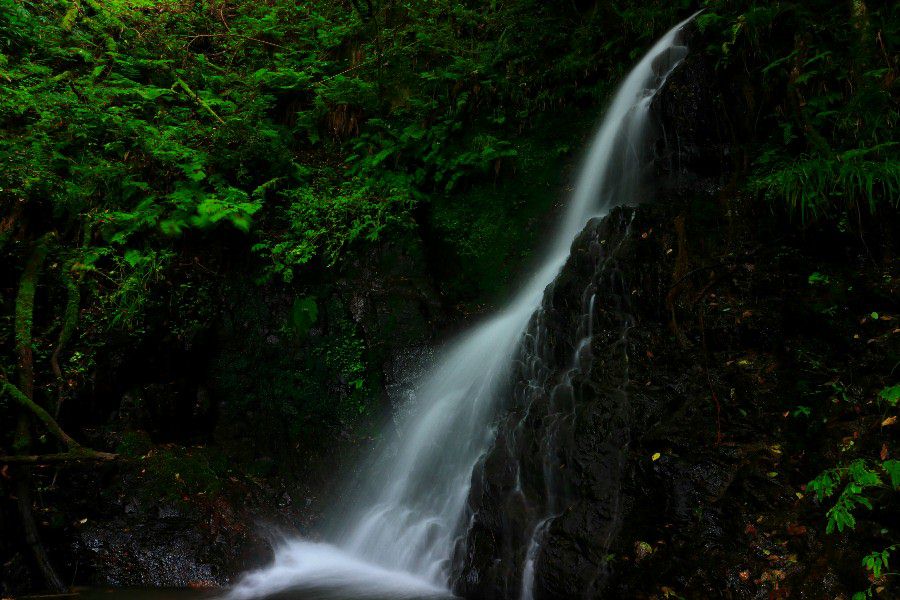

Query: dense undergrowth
[698,1,900,222]
[0,0,898,595]
[0,0,697,468]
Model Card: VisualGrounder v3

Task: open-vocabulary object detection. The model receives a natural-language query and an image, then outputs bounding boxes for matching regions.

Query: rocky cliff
[452,25,898,600]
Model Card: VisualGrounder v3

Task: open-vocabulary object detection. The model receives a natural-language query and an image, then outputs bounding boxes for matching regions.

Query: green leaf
[124,249,143,267]
[808,272,830,285]
[136,86,173,101]
[883,460,900,489]
[878,385,900,407]
[792,405,811,418]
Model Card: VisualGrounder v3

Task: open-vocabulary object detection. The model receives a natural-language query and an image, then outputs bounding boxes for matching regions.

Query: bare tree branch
[0,450,118,466]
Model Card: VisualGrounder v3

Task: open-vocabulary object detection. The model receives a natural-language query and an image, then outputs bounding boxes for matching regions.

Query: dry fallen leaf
[188,580,219,589]
[882,415,898,427]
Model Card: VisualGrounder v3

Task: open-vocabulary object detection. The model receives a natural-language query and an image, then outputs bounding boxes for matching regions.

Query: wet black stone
[448,23,875,600]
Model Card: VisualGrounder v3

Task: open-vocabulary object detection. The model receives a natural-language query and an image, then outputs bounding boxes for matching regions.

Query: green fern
[809,459,900,535]
[755,148,900,220]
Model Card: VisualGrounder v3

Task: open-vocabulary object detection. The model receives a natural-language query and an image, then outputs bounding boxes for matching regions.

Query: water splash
[227,540,449,600]
[227,13,695,600]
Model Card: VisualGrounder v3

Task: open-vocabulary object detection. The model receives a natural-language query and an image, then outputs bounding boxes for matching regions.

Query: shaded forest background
[0,0,898,596]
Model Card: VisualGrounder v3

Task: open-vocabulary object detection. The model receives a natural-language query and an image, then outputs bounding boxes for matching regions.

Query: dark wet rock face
[77,514,217,587]
[451,27,735,598]
[452,206,669,599]
[59,467,283,589]
[450,24,890,600]
[453,209,641,598]
[651,29,734,183]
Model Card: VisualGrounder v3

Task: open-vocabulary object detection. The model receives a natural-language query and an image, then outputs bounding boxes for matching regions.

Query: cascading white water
[228,13,695,600]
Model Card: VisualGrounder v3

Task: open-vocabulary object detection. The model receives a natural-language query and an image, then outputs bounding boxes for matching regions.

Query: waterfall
[228,13,695,600]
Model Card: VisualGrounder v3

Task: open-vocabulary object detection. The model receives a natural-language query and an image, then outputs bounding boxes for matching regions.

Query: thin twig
[180,33,293,51]
[173,76,226,124]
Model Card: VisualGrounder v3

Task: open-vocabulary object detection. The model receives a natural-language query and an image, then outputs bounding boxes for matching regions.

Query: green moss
[137,445,227,502]
[115,430,153,458]
[210,282,381,465]
[430,112,593,306]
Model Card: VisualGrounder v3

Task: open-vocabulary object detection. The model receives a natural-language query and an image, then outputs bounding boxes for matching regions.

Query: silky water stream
[226,14,696,600]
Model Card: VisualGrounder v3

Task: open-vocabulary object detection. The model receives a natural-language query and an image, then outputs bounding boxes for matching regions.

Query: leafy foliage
[2,0,699,464]
[699,0,900,221]
[1,0,695,296]
[854,545,898,599]
[863,545,896,579]
[809,459,900,534]
[879,385,900,408]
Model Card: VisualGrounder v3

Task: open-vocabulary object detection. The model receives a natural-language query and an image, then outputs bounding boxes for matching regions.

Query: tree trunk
[0,451,118,465]
[51,260,80,418]
[15,477,66,592]
[11,239,67,593]
[14,239,50,405]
